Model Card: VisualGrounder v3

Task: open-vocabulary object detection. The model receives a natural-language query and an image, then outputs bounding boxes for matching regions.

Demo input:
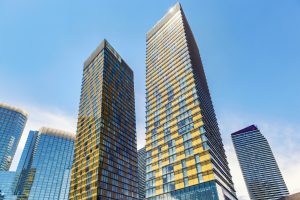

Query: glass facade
[232,125,289,200]
[145,3,236,200]
[70,39,138,200]
[0,103,28,171]
[138,147,146,200]
[16,128,75,200]
[0,171,18,200]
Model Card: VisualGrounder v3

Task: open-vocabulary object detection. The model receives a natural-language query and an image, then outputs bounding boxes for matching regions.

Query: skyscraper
[0,103,28,171]
[69,40,138,200]
[16,127,75,200]
[138,147,146,200]
[231,125,289,200]
[145,3,237,200]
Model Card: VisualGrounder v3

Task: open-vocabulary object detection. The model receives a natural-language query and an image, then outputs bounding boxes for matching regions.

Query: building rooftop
[146,2,182,40]
[231,124,258,136]
[0,103,28,117]
[39,127,75,140]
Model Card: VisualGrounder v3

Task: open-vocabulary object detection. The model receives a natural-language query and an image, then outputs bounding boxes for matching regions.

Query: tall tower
[0,103,28,171]
[145,3,236,200]
[138,147,146,200]
[15,127,75,200]
[232,125,289,200]
[69,40,139,200]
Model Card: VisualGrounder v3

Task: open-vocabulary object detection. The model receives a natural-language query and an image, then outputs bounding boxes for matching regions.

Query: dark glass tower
[70,40,138,200]
[145,3,236,200]
[138,147,146,200]
[232,125,289,200]
[0,103,28,171]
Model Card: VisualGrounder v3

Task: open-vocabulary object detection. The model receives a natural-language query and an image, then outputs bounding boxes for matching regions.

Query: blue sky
[1,0,300,199]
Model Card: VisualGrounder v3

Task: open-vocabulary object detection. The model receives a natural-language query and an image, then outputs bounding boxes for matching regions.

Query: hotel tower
[69,40,139,200]
[232,125,289,200]
[145,3,237,200]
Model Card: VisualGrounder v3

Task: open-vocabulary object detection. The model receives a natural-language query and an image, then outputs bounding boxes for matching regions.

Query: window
[195,154,200,163]
[162,165,174,175]
[196,163,202,172]
[181,160,186,168]
[203,142,209,150]
[200,126,206,134]
[182,168,187,177]
[158,160,162,168]
[200,134,207,142]
[182,132,191,142]
[146,150,152,158]
[152,140,158,148]
[168,147,176,155]
[168,140,175,148]
[184,148,194,157]
[151,134,157,141]
[184,177,189,187]
[146,157,152,165]
[169,154,176,163]
[198,173,203,183]
[178,123,194,135]
[183,140,192,149]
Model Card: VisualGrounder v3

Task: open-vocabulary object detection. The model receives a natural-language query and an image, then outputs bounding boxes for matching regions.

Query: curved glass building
[0,103,28,171]
[232,125,289,200]
[16,127,75,200]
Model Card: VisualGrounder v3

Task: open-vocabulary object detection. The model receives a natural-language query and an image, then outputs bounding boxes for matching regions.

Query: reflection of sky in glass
[0,171,18,200]
[0,106,27,171]
[20,132,74,200]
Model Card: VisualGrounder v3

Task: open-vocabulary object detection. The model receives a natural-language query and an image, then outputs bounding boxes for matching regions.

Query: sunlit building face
[145,3,237,200]
[69,40,139,200]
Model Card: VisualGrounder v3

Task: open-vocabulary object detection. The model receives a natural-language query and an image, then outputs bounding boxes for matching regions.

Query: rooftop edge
[146,2,182,40]
[39,127,75,140]
[231,125,258,136]
[0,103,29,117]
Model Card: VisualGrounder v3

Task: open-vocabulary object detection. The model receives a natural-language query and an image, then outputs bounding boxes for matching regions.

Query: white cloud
[10,104,77,171]
[136,122,146,150]
[136,92,146,150]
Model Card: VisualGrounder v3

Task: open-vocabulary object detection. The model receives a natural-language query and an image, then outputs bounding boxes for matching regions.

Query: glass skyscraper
[232,125,289,200]
[0,103,28,171]
[16,127,75,200]
[145,3,236,200]
[69,39,138,200]
[0,171,19,200]
[138,147,146,200]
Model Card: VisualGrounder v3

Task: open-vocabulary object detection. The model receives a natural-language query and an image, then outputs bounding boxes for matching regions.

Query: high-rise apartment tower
[232,125,289,200]
[145,3,237,200]
[69,40,138,200]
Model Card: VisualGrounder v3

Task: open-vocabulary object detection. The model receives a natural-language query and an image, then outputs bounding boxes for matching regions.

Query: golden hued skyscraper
[145,3,237,200]
[69,40,138,200]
